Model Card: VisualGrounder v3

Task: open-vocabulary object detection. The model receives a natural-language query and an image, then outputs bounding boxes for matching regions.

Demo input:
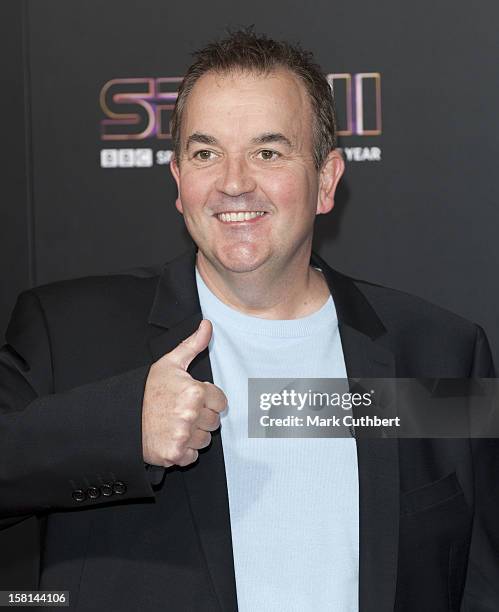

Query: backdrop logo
[327,73,382,136]
[100,77,182,140]
[99,73,382,168]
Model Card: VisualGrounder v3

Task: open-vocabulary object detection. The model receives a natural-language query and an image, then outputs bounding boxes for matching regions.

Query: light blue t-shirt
[195,267,359,612]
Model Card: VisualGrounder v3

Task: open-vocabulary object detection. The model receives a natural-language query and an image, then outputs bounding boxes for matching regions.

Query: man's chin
[218,258,267,274]
[212,246,271,274]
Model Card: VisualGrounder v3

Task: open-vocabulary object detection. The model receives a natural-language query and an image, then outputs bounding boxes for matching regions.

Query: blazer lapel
[146,247,400,612]
[314,251,400,612]
[339,324,399,612]
[146,248,237,612]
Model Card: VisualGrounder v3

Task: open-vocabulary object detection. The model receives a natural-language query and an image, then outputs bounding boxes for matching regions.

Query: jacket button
[101,483,114,497]
[113,481,127,495]
[72,489,86,502]
[87,486,100,499]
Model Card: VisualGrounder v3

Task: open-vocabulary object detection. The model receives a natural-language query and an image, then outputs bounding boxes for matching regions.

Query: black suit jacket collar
[146,247,399,612]
[147,247,386,338]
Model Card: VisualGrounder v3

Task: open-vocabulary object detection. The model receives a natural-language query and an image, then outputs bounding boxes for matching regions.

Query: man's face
[170,68,344,275]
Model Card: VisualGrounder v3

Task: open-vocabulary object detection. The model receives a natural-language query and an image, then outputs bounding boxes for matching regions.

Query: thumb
[167,319,213,371]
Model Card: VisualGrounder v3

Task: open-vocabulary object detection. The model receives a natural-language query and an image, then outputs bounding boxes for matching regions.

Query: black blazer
[0,248,498,611]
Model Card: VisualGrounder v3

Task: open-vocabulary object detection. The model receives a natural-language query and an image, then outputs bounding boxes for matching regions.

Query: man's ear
[169,155,183,214]
[316,149,345,215]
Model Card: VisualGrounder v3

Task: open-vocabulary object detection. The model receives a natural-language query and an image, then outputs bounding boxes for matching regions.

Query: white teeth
[217,211,265,222]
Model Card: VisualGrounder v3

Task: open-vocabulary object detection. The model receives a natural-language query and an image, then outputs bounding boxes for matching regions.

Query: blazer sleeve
[461,325,499,611]
[0,289,157,529]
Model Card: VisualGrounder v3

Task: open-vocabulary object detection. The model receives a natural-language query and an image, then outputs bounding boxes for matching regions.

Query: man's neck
[195,250,331,320]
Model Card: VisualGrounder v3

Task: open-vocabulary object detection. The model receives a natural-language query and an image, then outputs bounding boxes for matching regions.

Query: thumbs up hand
[141,320,227,468]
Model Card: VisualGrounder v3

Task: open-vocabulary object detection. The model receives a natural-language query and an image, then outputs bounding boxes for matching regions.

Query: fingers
[189,428,212,450]
[197,406,221,432]
[176,448,199,467]
[175,429,212,468]
[202,381,228,414]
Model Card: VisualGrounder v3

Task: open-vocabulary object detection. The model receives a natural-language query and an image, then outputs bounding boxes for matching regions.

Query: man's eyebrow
[251,133,293,148]
[185,131,293,150]
[185,132,219,149]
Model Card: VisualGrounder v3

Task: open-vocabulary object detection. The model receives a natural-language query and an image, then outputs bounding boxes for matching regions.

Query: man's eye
[193,150,215,161]
[257,150,280,161]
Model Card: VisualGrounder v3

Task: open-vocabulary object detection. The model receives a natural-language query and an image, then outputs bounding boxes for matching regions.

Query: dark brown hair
[170,27,337,170]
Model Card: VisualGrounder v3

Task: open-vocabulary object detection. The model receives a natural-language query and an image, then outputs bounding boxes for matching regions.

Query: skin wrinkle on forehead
[180,68,314,164]
[186,132,294,153]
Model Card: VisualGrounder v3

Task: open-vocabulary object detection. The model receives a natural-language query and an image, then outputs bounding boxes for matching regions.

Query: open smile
[215,211,268,224]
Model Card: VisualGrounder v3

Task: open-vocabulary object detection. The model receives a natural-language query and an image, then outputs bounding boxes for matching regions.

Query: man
[0,29,498,611]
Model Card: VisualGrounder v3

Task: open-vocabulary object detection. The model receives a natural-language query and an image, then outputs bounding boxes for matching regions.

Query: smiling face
[170,68,344,276]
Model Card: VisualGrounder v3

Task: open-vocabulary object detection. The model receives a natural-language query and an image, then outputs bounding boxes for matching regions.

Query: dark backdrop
[1,0,498,590]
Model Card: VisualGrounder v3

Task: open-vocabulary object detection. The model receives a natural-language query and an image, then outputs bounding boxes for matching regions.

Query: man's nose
[215,156,257,196]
